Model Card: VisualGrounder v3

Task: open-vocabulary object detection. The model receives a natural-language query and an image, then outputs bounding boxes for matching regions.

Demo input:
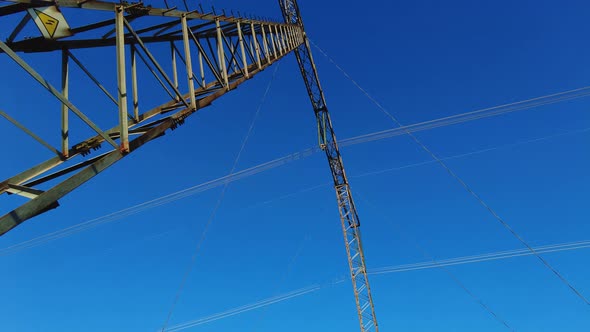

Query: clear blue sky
[1,0,589,331]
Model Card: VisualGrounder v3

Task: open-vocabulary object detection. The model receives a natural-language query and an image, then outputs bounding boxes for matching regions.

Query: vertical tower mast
[279,2,379,331]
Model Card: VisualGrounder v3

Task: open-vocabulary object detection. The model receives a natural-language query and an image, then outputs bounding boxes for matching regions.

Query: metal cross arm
[0,1,304,236]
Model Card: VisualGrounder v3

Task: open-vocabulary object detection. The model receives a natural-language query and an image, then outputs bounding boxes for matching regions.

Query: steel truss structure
[1,0,379,331]
[280,1,379,331]
[0,0,303,235]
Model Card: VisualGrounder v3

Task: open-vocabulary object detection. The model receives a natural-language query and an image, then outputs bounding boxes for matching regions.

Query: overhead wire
[370,240,590,275]
[159,238,590,330]
[355,192,515,331]
[1,65,588,257]
[238,126,590,217]
[310,39,590,306]
[159,63,282,332]
[2,125,589,257]
[162,284,324,331]
[239,126,590,210]
[0,147,318,256]
[249,235,311,332]
[351,126,590,179]
[339,87,590,148]
[157,128,588,331]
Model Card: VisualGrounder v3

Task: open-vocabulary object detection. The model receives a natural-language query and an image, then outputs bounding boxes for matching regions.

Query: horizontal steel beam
[0,15,303,235]
[5,0,281,24]
[2,1,301,54]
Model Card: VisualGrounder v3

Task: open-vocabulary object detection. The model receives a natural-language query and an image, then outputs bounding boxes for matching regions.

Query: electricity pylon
[279,1,379,331]
[0,1,379,330]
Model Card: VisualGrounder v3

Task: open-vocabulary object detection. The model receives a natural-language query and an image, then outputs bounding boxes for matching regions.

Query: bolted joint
[121,2,150,16]
[170,113,189,131]
[119,143,130,154]
[74,137,102,157]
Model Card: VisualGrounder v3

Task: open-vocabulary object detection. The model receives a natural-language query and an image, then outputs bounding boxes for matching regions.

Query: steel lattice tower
[279,1,379,331]
[0,1,379,330]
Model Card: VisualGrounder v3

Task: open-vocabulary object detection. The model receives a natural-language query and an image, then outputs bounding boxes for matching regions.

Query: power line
[159,64,282,332]
[241,127,590,210]
[339,87,590,148]
[370,240,590,275]
[311,40,590,307]
[163,285,323,331]
[351,127,590,179]
[159,238,589,330]
[2,126,588,257]
[356,193,515,331]
[250,235,310,332]
[0,147,318,256]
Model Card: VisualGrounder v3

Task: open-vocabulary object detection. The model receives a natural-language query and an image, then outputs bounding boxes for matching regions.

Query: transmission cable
[168,193,518,331]
[310,39,590,306]
[249,235,310,332]
[339,87,590,147]
[159,236,590,330]
[2,125,588,257]
[352,127,590,179]
[7,94,589,252]
[162,284,324,331]
[355,192,515,331]
[241,126,590,210]
[370,240,590,275]
[159,63,282,331]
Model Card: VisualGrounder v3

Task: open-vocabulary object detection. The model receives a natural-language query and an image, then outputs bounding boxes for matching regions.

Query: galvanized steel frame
[0,0,303,235]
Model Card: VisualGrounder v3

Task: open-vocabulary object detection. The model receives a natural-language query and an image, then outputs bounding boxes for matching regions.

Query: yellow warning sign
[35,10,59,39]
[27,6,73,40]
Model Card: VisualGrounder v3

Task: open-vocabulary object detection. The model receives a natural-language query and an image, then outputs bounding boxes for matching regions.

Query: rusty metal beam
[0,10,302,235]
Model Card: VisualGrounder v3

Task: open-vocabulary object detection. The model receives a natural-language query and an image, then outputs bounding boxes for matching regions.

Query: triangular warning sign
[27,6,72,40]
[35,9,59,38]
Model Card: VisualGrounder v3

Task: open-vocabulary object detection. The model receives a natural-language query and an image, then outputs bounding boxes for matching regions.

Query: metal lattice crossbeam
[0,0,303,235]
